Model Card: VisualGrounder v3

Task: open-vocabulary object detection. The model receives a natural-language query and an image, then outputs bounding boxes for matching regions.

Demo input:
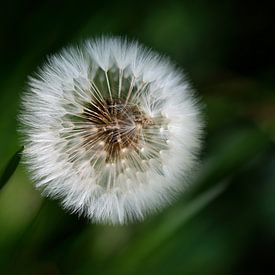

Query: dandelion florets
[19,36,203,224]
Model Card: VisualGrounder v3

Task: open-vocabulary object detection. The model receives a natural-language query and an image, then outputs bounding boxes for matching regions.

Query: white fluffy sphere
[19,36,203,224]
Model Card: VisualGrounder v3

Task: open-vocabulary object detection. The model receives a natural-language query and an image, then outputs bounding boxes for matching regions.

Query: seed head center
[83,99,151,163]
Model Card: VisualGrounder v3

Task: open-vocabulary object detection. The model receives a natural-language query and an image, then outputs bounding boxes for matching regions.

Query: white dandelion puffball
[19,36,203,225]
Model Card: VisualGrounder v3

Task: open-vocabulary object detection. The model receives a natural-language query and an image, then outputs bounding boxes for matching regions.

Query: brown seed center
[83,99,152,163]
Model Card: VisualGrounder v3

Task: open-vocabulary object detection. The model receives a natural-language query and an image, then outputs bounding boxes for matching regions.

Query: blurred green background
[0,0,274,274]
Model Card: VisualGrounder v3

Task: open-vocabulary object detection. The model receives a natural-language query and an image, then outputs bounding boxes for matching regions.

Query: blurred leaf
[0,165,42,273]
[191,126,270,196]
[113,180,229,274]
[0,147,23,190]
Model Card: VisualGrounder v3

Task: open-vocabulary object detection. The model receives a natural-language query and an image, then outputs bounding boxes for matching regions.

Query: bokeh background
[0,1,274,274]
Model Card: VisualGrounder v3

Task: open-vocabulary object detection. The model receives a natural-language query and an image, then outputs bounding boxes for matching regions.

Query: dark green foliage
[0,1,274,274]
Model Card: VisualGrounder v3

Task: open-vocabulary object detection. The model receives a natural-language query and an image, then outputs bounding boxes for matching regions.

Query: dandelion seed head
[19,36,203,225]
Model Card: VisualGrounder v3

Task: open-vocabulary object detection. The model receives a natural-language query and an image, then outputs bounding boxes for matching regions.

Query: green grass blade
[0,147,23,189]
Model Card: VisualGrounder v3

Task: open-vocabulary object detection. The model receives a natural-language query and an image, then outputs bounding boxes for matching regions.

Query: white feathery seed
[19,36,203,225]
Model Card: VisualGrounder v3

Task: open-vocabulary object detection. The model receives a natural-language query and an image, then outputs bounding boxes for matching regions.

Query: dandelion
[19,36,203,224]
